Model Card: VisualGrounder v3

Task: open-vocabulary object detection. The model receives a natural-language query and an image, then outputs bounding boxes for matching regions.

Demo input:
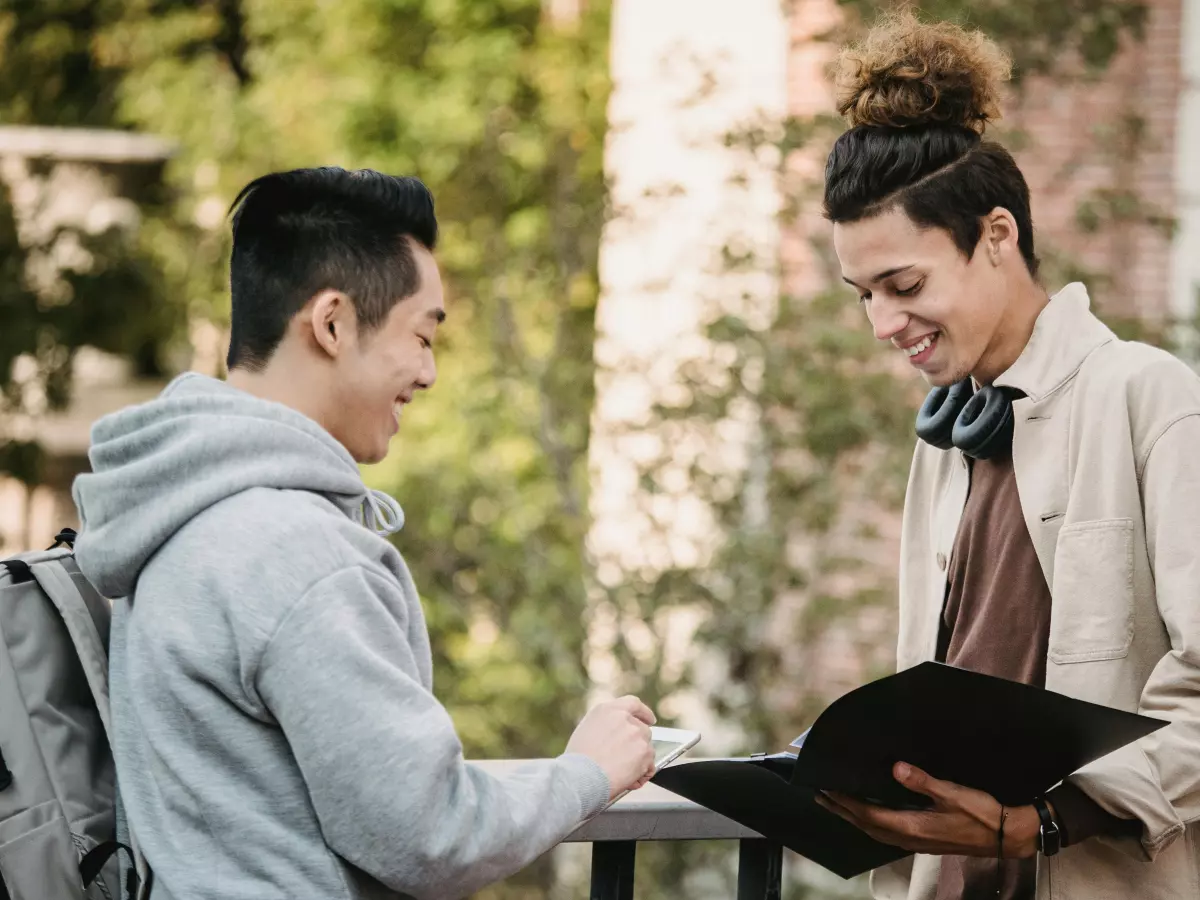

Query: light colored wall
[587,0,789,752]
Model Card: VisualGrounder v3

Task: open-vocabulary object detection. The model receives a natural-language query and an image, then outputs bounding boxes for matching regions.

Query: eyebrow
[428,308,446,324]
[842,265,914,289]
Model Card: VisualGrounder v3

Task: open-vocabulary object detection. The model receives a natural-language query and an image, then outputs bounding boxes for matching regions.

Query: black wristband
[1033,797,1061,856]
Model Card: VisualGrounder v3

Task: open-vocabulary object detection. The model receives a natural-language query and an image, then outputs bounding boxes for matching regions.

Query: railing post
[590,840,637,900]
[736,839,783,900]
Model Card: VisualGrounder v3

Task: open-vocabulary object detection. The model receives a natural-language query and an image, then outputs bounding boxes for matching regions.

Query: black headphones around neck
[915,380,1015,460]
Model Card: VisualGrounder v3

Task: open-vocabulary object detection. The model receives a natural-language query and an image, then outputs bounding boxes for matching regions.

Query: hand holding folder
[651,662,1166,878]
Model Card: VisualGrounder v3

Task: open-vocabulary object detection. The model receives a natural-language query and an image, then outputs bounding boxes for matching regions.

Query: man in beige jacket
[815,13,1200,900]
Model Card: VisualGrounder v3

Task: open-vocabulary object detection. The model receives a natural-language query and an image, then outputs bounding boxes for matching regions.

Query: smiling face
[322,243,445,463]
[834,206,1020,387]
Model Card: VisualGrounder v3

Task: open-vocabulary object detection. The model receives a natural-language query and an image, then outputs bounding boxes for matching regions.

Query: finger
[612,695,657,725]
[822,791,878,820]
[633,702,657,726]
[638,743,656,774]
[815,792,861,826]
[817,794,928,852]
[631,761,657,790]
[893,762,954,803]
[824,792,931,837]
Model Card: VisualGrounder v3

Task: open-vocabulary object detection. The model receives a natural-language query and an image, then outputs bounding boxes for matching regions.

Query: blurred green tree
[0,0,175,486]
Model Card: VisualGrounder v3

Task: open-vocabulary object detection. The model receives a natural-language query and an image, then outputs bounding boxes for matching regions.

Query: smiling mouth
[900,332,939,364]
[392,398,408,424]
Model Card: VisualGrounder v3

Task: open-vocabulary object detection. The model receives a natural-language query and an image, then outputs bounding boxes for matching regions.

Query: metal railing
[471,760,782,900]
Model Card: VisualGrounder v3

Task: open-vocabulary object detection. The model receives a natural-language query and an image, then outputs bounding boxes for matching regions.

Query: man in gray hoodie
[72,167,657,900]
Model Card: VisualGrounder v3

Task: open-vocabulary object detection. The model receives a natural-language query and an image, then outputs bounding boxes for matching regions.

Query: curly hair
[834,11,1011,133]
[823,12,1038,276]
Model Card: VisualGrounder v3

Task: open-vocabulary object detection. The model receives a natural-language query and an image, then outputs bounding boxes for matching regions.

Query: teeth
[905,334,936,357]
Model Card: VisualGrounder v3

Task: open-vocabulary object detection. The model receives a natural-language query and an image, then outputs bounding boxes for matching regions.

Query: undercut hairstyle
[823,13,1039,277]
[226,166,438,371]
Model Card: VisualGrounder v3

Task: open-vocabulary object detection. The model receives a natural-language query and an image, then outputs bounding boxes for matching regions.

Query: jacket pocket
[1049,518,1135,664]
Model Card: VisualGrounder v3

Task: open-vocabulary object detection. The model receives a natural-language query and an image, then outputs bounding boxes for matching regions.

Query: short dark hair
[226,167,438,371]
[823,12,1039,277]
[823,126,1039,277]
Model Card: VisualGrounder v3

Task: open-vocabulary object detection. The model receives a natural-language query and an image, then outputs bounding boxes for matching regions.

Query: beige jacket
[871,283,1200,900]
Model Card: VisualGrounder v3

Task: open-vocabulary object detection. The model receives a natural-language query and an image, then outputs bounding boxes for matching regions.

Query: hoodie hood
[73,372,403,598]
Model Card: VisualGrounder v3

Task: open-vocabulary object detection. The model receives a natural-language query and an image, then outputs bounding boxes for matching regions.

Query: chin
[346,435,388,466]
[360,445,389,466]
[922,357,971,389]
[923,371,961,388]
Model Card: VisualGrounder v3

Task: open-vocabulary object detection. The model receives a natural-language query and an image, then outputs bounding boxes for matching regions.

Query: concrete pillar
[587,0,788,751]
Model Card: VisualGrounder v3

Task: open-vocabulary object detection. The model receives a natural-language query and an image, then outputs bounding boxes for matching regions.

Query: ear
[982,208,1020,266]
[308,290,356,359]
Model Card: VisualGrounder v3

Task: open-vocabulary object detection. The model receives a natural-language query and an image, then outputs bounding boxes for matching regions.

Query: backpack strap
[27,556,152,900]
[80,841,131,888]
[29,558,113,741]
[81,840,152,900]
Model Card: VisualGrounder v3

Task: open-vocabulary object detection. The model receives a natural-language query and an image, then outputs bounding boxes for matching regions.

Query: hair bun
[834,12,1011,134]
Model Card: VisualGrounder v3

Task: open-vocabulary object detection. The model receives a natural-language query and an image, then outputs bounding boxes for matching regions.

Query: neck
[972,277,1050,385]
[226,349,335,434]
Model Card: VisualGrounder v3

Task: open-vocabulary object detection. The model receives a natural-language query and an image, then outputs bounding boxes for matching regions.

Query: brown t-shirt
[932,447,1133,900]
[933,449,1048,900]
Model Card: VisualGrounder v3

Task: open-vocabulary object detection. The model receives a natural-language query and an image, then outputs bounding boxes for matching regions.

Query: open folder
[651,661,1166,879]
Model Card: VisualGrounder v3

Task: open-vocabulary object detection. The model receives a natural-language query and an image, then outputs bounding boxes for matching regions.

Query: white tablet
[607,726,701,806]
[650,725,701,771]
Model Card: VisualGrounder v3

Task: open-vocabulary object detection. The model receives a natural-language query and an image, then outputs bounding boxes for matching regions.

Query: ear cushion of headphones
[914,380,973,450]
[951,386,1014,459]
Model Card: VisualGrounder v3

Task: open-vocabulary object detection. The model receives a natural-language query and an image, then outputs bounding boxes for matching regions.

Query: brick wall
[782,0,1184,318]
[1007,0,1184,320]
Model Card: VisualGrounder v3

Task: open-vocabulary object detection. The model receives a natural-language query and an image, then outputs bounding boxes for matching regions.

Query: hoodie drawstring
[361,490,405,536]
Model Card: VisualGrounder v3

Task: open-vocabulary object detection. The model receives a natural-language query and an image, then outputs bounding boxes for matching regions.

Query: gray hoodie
[72,373,609,900]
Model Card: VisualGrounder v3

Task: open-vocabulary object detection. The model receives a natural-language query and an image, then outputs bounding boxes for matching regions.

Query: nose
[416,356,437,390]
[867,295,910,343]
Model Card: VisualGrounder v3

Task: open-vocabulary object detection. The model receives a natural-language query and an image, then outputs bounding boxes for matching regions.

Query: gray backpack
[0,529,149,900]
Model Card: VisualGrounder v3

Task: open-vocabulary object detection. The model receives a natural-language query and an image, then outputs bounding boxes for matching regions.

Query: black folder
[651,662,1166,879]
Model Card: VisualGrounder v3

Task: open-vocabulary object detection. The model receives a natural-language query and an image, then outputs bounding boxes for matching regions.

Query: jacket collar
[992,282,1116,402]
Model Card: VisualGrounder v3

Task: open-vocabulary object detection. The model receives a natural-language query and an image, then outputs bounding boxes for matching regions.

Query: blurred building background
[0,125,175,550]
[1,0,1197,897]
